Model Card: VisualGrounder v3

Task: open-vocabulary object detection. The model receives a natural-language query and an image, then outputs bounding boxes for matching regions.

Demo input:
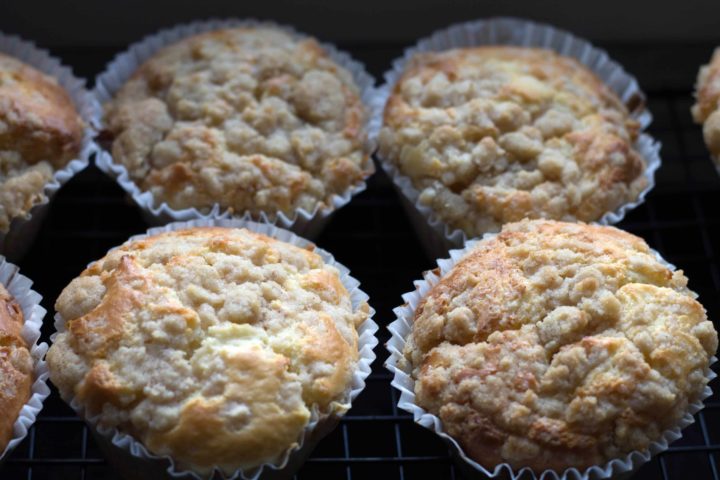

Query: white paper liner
[0,33,98,260]
[369,17,662,258]
[385,228,716,480]
[0,257,50,463]
[51,218,379,479]
[93,19,379,239]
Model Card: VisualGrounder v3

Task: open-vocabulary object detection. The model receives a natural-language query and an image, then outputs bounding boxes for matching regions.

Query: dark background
[2,1,720,479]
[2,0,720,45]
[1,0,719,93]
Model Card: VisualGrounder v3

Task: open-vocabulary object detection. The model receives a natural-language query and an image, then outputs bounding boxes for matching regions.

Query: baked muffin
[403,219,717,472]
[47,226,369,475]
[0,283,33,453]
[380,47,647,238]
[102,27,372,219]
[0,52,83,232]
[692,48,720,167]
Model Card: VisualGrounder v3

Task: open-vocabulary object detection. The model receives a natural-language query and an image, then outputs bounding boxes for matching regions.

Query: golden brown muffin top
[0,52,83,231]
[380,47,647,238]
[404,220,717,472]
[692,47,720,166]
[47,227,369,475]
[0,283,33,453]
[103,27,372,218]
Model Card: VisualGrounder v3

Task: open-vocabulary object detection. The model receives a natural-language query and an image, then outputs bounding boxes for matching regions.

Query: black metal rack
[3,43,720,480]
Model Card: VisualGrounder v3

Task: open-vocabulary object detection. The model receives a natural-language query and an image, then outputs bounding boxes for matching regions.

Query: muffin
[101,26,373,221]
[0,52,84,232]
[692,47,720,168]
[47,226,370,476]
[379,46,647,238]
[401,220,717,473]
[0,283,34,453]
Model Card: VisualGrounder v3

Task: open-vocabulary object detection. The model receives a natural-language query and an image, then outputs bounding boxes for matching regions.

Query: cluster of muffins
[0,15,717,480]
[0,23,380,477]
[0,34,87,460]
[381,17,715,480]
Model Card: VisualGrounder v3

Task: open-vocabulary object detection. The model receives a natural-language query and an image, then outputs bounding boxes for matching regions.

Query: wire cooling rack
[3,43,720,480]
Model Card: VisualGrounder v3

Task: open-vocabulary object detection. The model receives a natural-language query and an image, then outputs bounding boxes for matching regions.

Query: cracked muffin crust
[380,47,647,238]
[0,283,33,453]
[47,226,369,474]
[0,52,83,232]
[102,27,373,218]
[692,48,720,167]
[404,220,717,472]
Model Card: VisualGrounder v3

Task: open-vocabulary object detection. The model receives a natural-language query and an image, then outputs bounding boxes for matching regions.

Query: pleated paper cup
[370,17,662,259]
[0,257,50,465]
[385,229,715,480]
[94,19,379,239]
[51,218,379,480]
[0,32,98,261]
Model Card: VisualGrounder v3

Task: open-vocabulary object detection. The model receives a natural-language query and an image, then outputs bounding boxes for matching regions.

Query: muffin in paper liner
[385,230,716,480]
[93,19,379,240]
[0,32,98,261]
[0,256,51,464]
[50,218,379,480]
[690,47,720,177]
[369,17,662,259]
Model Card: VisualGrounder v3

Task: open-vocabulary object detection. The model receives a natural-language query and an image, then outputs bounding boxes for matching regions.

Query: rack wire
[4,44,720,480]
